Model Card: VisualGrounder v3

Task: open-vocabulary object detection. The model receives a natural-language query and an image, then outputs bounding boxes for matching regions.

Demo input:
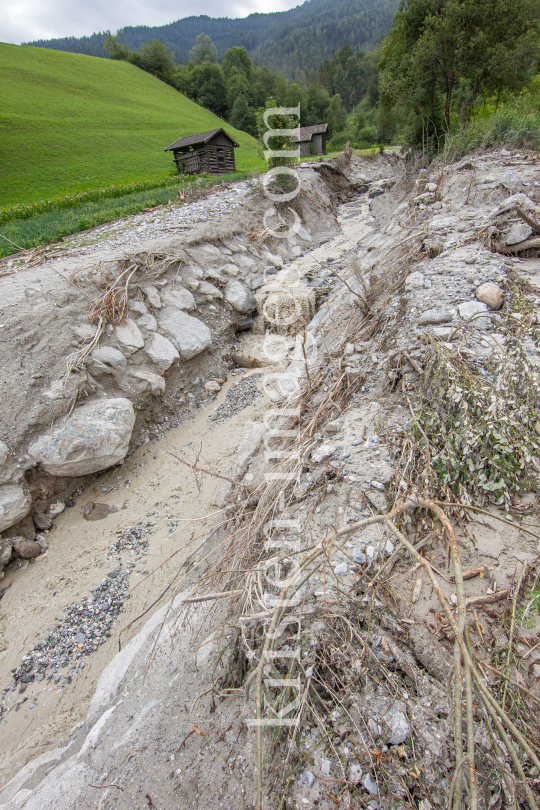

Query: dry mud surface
[1,151,540,810]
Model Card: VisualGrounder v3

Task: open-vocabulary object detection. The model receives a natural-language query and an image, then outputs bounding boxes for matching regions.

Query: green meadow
[0,43,264,254]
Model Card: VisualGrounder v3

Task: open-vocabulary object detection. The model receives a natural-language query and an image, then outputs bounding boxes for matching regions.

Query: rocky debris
[107,519,156,558]
[114,319,145,353]
[7,571,129,691]
[204,380,221,392]
[161,287,196,311]
[83,502,119,521]
[475,281,504,310]
[90,346,127,374]
[0,540,12,569]
[211,374,262,424]
[224,279,257,313]
[0,442,8,466]
[131,369,166,396]
[506,222,532,245]
[457,300,489,322]
[417,307,455,326]
[0,485,31,533]
[157,307,212,360]
[29,398,135,477]
[144,333,179,372]
[11,537,42,559]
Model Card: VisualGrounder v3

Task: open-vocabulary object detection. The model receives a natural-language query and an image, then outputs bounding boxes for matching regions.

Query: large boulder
[29,398,135,477]
[0,486,31,533]
[157,308,212,360]
[225,280,257,313]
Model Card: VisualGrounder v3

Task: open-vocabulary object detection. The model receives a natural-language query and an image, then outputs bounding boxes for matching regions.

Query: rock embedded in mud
[145,333,179,372]
[458,300,489,321]
[417,307,455,326]
[506,222,533,245]
[131,369,166,395]
[12,536,42,559]
[33,510,52,531]
[311,444,336,463]
[137,313,158,331]
[83,502,116,521]
[91,346,127,374]
[225,279,257,313]
[142,285,162,308]
[0,485,32,533]
[162,287,196,312]
[29,398,135,476]
[0,539,12,568]
[158,307,212,359]
[0,441,8,466]
[114,319,145,353]
[362,773,378,795]
[384,702,410,745]
[476,282,504,310]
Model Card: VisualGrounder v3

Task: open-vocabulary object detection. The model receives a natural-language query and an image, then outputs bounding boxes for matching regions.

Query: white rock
[385,703,410,744]
[0,486,31,532]
[131,370,165,395]
[130,300,147,315]
[222,263,240,277]
[334,563,348,575]
[425,182,437,192]
[145,333,179,371]
[72,323,97,342]
[225,280,257,313]
[417,308,455,326]
[362,773,378,795]
[137,313,158,331]
[29,398,135,476]
[506,222,533,245]
[162,288,196,312]
[458,300,489,320]
[405,271,425,289]
[311,444,336,463]
[476,282,504,310]
[114,319,144,352]
[301,770,316,788]
[0,441,8,466]
[142,286,161,308]
[91,346,127,373]
[348,764,363,783]
[197,281,223,299]
[344,343,355,355]
[321,760,331,777]
[158,308,212,359]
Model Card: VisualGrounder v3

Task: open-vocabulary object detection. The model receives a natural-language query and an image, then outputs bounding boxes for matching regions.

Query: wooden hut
[164,128,239,175]
[292,123,329,156]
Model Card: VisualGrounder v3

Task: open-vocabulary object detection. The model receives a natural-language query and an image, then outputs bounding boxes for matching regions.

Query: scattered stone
[311,444,336,463]
[348,764,363,783]
[425,182,437,192]
[0,486,31,533]
[15,516,37,541]
[107,519,155,557]
[405,271,426,289]
[162,287,196,312]
[325,419,344,434]
[352,548,367,565]
[225,280,257,313]
[145,333,179,372]
[426,239,444,258]
[506,222,533,245]
[12,537,42,559]
[301,770,316,788]
[91,346,127,373]
[114,319,145,352]
[129,300,147,316]
[0,540,12,568]
[362,773,379,795]
[204,380,221,392]
[142,286,162,308]
[385,703,410,744]
[33,510,52,531]
[158,308,212,360]
[48,501,66,518]
[232,352,262,368]
[476,282,504,310]
[197,281,223,300]
[368,188,384,199]
[321,760,331,777]
[137,313,158,331]
[131,370,166,395]
[458,300,489,320]
[29,398,135,476]
[83,502,114,521]
[344,342,355,355]
[334,563,348,575]
[417,308,455,326]
[0,441,8,466]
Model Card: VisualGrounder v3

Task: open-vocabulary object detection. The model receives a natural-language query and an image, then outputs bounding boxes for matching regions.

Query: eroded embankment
[3,149,540,810]
[0,154,396,790]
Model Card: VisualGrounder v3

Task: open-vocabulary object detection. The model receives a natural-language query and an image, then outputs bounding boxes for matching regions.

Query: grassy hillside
[0,43,263,208]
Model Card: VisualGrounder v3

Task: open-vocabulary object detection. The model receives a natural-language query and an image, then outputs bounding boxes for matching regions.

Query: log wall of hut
[173,143,236,175]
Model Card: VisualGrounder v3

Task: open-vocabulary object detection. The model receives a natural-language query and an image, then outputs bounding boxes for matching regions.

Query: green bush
[356,125,379,147]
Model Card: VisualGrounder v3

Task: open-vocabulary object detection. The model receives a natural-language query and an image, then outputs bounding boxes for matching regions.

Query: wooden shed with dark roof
[164,128,239,175]
[292,123,329,156]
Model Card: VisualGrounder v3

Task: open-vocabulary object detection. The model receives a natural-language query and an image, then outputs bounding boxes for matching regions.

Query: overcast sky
[3,0,300,46]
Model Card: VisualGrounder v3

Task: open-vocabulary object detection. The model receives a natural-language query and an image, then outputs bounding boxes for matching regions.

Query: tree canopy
[379,0,540,147]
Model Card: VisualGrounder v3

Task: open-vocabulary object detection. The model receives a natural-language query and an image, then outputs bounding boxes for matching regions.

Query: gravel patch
[210,374,262,424]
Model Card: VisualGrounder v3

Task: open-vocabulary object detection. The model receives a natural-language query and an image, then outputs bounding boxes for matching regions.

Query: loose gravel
[210,373,262,424]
